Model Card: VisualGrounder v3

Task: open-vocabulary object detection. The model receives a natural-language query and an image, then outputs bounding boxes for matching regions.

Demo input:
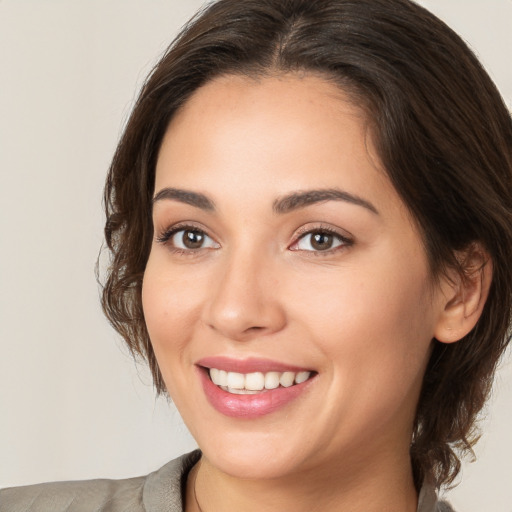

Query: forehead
[155,73,402,220]
[171,73,361,128]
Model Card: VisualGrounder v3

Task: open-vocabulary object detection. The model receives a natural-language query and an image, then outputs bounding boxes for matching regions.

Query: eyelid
[156,222,220,250]
[155,221,352,255]
[289,224,354,253]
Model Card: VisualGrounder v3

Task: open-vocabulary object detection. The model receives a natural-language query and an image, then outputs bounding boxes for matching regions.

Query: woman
[1,0,511,511]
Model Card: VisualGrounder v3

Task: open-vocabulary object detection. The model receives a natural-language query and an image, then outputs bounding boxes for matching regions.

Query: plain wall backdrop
[0,1,511,511]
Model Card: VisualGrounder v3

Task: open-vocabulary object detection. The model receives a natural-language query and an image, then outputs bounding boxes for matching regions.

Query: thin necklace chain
[193,461,205,512]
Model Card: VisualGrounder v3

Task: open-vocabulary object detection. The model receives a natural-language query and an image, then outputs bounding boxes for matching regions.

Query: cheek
[290,253,435,394]
[295,250,433,332]
[141,256,204,378]
[302,272,434,442]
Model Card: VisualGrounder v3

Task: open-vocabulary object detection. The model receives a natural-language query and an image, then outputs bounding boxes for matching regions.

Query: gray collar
[143,450,201,512]
[143,450,453,512]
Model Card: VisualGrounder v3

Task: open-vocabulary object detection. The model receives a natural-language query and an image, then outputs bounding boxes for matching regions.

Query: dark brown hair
[101,0,512,488]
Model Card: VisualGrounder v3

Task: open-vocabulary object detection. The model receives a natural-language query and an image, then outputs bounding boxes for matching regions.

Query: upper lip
[196,356,313,374]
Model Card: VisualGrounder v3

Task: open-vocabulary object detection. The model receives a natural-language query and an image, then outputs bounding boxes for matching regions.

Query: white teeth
[220,386,261,395]
[217,370,228,387]
[264,372,280,390]
[209,368,313,392]
[295,371,310,384]
[279,371,295,388]
[210,368,219,383]
[226,371,245,389]
[245,372,265,391]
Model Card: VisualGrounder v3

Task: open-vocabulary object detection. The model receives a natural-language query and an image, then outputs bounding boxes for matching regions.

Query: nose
[203,249,287,342]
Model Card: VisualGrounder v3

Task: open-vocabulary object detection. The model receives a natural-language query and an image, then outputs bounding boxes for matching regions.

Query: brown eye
[310,232,334,251]
[292,230,347,252]
[158,226,220,251]
[181,229,205,249]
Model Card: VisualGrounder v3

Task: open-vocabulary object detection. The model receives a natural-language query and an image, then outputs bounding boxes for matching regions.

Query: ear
[434,244,493,344]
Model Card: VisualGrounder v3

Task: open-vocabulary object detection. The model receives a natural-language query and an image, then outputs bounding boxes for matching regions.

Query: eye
[290,229,351,252]
[157,226,219,251]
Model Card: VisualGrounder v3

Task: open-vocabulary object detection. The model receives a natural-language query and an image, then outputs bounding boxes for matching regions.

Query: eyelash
[155,223,353,256]
[290,225,353,255]
[156,223,217,256]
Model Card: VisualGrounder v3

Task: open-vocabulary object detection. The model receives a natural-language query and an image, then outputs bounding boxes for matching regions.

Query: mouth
[196,357,317,418]
[208,368,313,394]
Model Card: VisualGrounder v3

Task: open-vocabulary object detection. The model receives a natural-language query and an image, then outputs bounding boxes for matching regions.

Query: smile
[209,368,312,394]
[197,358,317,418]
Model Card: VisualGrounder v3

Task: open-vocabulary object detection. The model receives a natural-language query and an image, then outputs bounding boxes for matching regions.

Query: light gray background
[0,1,511,511]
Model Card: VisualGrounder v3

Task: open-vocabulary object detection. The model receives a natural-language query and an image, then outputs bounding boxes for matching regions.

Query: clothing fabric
[0,450,455,512]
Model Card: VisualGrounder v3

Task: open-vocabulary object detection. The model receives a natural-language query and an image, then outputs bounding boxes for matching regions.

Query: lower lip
[198,368,315,419]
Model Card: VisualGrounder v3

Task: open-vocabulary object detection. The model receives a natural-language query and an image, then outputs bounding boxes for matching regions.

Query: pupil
[183,230,204,249]
[312,232,332,250]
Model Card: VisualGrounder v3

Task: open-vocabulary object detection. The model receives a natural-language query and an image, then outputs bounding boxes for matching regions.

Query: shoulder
[0,450,201,512]
[417,483,457,512]
[0,476,145,512]
[437,501,456,512]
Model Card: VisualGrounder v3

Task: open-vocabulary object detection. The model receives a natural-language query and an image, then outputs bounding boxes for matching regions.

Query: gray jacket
[0,450,454,511]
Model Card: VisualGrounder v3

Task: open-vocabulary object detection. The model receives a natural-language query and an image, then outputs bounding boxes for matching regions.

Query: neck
[186,446,418,512]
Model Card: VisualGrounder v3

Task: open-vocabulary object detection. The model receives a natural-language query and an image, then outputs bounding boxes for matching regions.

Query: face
[142,74,448,481]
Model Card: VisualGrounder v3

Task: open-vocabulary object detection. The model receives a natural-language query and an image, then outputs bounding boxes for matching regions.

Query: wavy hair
[101,0,512,488]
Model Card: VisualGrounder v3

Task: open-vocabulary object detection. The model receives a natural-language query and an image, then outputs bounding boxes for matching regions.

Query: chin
[194,426,314,480]
[203,443,306,480]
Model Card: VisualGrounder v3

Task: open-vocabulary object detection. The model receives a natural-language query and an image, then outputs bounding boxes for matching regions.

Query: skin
[142,74,488,512]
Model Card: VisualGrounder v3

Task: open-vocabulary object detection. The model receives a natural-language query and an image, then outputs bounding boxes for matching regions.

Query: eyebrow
[153,187,215,211]
[273,188,379,215]
[152,187,378,215]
